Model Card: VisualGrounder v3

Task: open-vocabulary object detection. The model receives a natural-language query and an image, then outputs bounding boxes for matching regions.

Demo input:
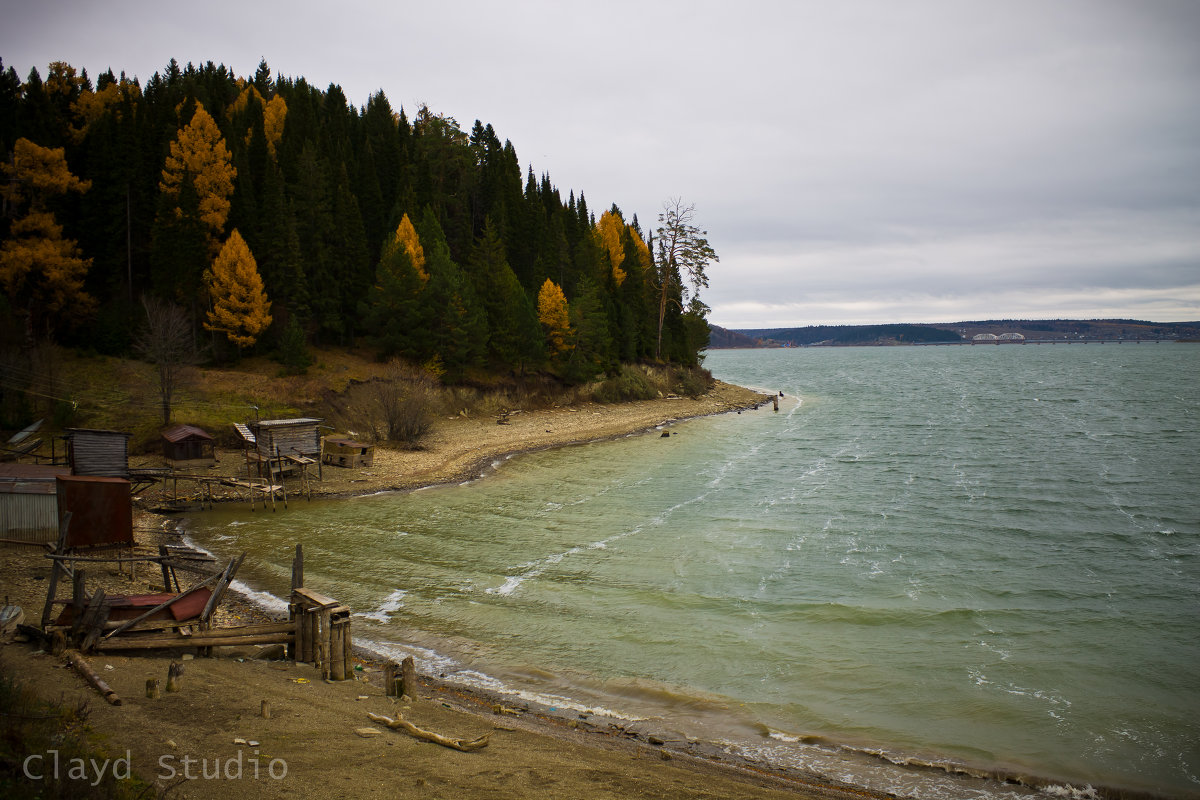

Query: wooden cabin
[161,424,216,468]
[246,418,323,479]
[321,437,374,468]
[65,428,131,478]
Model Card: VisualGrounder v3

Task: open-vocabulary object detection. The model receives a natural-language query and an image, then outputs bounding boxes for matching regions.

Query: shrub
[592,365,657,404]
[673,365,714,398]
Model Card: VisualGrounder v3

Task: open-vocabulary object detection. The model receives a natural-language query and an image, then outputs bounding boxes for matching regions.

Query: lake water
[182,343,1200,799]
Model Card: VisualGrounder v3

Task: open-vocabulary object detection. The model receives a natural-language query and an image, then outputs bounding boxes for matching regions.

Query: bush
[673,365,714,398]
[369,360,437,448]
[592,365,658,404]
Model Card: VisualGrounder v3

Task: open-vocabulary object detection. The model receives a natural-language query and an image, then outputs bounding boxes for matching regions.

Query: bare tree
[133,296,199,425]
[653,198,718,360]
[370,360,436,447]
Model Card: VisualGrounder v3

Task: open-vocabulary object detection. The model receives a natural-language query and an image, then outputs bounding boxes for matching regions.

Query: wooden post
[159,544,172,591]
[167,660,184,692]
[146,678,160,699]
[330,621,346,681]
[317,607,331,680]
[307,609,318,664]
[260,699,271,719]
[342,617,353,678]
[384,661,400,697]
[72,569,86,618]
[291,544,303,592]
[400,656,418,700]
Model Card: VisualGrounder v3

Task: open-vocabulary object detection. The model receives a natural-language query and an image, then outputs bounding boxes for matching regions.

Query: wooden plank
[200,553,245,623]
[293,587,338,608]
[94,630,294,651]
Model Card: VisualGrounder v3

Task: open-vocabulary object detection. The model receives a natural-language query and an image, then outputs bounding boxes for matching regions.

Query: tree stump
[166,660,184,692]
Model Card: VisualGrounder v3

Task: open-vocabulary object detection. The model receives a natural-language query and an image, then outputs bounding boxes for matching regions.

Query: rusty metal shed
[65,428,132,478]
[56,475,133,550]
[161,424,215,467]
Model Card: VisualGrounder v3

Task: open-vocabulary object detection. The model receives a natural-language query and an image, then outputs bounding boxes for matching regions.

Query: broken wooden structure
[287,544,353,680]
[320,436,374,469]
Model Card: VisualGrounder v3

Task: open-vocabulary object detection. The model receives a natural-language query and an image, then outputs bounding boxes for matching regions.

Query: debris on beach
[367,711,492,752]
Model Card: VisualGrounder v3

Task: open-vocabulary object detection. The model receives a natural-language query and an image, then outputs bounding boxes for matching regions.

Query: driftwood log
[366,712,491,752]
[65,650,121,705]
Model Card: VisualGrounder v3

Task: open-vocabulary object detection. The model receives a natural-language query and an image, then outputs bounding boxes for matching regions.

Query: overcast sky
[4,0,1198,327]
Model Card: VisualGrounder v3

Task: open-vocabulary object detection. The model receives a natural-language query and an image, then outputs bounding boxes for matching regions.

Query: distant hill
[707,325,763,348]
[710,319,1200,348]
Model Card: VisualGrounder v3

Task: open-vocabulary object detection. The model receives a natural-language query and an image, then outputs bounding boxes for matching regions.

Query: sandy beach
[1,381,888,799]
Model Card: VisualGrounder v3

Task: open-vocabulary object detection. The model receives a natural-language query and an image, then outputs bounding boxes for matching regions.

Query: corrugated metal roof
[161,424,213,443]
[254,418,323,428]
[0,463,69,482]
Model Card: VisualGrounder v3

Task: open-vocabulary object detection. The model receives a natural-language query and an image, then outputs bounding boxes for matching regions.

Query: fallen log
[93,630,293,651]
[65,650,121,705]
[366,712,491,752]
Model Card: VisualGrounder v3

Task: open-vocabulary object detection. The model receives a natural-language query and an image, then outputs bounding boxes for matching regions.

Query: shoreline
[1,380,1156,799]
[7,381,893,799]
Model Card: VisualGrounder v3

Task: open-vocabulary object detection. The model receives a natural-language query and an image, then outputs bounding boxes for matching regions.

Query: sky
[4,0,1199,328]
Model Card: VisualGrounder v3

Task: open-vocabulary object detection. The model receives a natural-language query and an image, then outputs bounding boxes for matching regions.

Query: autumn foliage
[0,56,713,379]
[204,229,272,350]
[160,104,236,253]
[537,279,573,355]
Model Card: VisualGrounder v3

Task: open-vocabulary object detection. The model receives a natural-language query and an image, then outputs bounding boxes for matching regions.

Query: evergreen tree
[204,228,272,354]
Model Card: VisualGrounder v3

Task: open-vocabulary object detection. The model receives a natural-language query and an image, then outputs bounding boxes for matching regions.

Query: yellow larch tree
[263,95,287,157]
[596,210,627,287]
[392,213,428,282]
[537,278,573,355]
[228,82,287,158]
[0,138,94,338]
[204,229,272,352]
[160,104,236,254]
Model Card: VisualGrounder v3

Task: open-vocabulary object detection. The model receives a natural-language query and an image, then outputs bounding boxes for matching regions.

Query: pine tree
[204,229,272,354]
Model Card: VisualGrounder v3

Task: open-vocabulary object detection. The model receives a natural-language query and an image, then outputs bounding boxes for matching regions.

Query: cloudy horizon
[4,0,1198,327]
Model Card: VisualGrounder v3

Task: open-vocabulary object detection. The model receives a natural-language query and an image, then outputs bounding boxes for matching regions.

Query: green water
[183,344,1200,798]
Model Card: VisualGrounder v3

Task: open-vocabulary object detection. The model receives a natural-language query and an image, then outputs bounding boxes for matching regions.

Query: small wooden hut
[247,418,323,480]
[321,437,374,468]
[161,424,215,468]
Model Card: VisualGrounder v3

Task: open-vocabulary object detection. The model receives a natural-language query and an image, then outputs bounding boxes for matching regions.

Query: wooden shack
[247,418,322,479]
[161,424,215,468]
[65,428,131,478]
[250,418,322,461]
[321,437,374,468]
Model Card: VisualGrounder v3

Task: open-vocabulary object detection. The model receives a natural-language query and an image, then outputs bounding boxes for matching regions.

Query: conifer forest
[0,58,716,387]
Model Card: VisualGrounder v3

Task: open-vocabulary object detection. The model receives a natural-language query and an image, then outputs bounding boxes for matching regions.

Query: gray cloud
[4,0,1197,325]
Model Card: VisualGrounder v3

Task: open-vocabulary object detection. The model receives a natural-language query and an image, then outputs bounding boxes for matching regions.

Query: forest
[0,57,714,409]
